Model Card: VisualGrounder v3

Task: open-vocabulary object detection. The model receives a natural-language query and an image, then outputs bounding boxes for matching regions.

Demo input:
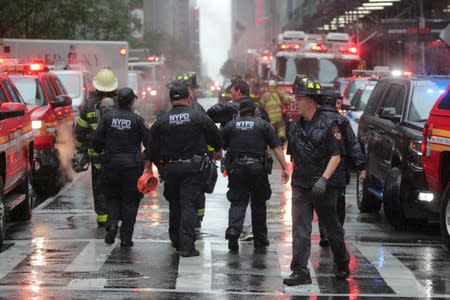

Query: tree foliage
[0,0,140,40]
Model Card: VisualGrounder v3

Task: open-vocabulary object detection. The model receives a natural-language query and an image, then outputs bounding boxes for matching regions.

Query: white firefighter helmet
[93,67,118,92]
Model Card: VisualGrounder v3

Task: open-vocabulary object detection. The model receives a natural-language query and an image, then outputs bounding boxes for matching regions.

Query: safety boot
[283,270,312,286]
[335,265,350,279]
[104,225,118,245]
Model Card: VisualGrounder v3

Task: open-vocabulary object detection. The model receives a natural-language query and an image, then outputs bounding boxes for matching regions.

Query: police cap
[239,99,256,112]
[169,83,189,101]
[117,87,137,107]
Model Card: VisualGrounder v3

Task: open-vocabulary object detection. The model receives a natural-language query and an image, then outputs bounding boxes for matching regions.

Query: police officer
[207,78,270,127]
[75,67,118,226]
[146,83,222,257]
[283,75,350,286]
[221,99,289,251]
[172,72,212,231]
[317,90,366,247]
[207,78,270,241]
[93,87,151,247]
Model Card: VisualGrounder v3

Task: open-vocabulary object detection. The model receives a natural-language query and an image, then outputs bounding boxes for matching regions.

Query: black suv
[357,75,450,228]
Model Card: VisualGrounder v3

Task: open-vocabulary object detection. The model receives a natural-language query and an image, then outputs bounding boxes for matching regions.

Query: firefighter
[283,75,350,286]
[221,99,289,251]
[259,80,291,144]
[74,67,118,226]
[146,83,222,257]
[316,90,366,247]
[93,87,151,247]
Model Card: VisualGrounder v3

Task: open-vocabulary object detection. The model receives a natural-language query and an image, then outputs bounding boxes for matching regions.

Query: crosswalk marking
[175,240,212,291]
[0,243,28,280]
[65,240,112,272]
[356,242,428,298]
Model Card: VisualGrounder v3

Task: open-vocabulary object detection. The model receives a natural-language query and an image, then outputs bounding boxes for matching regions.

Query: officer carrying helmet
[93,87,151,247]
[74,66,118,226]
[284,74,350,286]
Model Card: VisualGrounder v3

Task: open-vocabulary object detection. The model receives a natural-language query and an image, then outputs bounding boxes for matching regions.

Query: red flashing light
[119,48,127,56]
[279,44,300,51]
[403,71,413,76]
[312,43,327,52]
[147,55,159,62]
[262,55,273,61]
[29,63,44,71]
[340,46,359,55]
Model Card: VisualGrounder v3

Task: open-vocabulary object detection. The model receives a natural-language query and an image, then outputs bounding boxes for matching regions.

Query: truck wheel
[440,184,450,251]
[357,174,381,213]
[383,167,406,230]
[0,178,5,245]
[9,171,33,221]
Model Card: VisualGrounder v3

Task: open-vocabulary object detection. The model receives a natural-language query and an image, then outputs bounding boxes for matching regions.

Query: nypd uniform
[147,84,222,256]
[93,88,150,246]
[221,99,281,249]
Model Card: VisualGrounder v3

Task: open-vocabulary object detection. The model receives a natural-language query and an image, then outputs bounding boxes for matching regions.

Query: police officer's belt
[167,155,203,164]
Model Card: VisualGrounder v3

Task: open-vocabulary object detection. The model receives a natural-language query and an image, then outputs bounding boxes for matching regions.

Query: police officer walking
[283,75,350,286]
[93,87,151,247]
[147,83,222,257]
[221,99,289,251]
[75,67,118,226]
[317,90,366,247]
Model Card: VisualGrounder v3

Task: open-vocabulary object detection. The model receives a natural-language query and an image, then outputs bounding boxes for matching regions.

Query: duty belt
[168,158,194,163]
[237,155,262,163]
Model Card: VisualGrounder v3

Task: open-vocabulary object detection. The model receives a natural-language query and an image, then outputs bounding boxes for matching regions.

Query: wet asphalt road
[0,97,449,299]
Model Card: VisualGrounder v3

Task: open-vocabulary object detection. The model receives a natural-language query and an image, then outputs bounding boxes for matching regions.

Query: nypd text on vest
[111,118,131,130]
[169,113,191,125]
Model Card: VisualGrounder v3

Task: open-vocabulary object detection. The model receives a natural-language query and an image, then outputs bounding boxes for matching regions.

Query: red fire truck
[0,72,34,244]
[1,62,74,196]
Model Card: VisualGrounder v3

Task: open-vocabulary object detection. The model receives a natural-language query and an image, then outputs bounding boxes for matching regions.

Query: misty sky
[198,0,231,83]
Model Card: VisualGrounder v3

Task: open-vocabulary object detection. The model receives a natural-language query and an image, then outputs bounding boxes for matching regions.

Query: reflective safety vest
[259,91,290,124]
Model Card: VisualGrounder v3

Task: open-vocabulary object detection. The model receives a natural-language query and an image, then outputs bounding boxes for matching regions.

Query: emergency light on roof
[119,48,127,56]
[340,46,359,55]
[311,43,328,52]
[1,63,48,74]
[262,55,273,61]
[280,44,300,51]
[147,55,159,62]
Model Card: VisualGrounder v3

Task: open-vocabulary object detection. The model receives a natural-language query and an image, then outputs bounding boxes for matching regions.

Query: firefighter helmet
[137,170,158,194]
[93,67,118,92]
[174,72,199,89]
[319,89,341,106]
[71,151,90,173]
[292,74,322,96]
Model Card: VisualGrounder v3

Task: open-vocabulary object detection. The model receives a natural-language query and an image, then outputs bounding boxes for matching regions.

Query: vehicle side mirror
[380,107,401,121]
[0,102,26,120]
[51,95,72,108]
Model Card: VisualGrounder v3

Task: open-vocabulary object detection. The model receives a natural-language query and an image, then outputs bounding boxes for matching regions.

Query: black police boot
[319,239,329,247]
[253,239,270,248]
[335,265,350,279]
[120,240,134,248]
[228,237,239,252]
[104,225,118,245]
[180,249,200,257]
[283,270,312,286]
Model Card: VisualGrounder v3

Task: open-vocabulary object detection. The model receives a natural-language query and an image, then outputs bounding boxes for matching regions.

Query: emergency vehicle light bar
[1,62,48,74]
[279,44,300,51]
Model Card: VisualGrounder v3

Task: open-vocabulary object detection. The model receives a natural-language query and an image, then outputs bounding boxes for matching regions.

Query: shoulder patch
[332,125,342,140]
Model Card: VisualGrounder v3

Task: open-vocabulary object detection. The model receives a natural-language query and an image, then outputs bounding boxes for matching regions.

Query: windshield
[54,74,81,98]
[128,73,138,92]
[409,79,450,122]
[10,76,46,106]
[347,78,369,100]
[276,57,359,86]
[352,84,374,111]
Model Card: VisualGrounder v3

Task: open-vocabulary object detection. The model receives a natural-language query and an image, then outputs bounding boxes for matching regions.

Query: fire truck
[0,73,34,244]
[270,31,364,122]
[0,38,129,89]
[1,62,74,196]
[128,49,170,118]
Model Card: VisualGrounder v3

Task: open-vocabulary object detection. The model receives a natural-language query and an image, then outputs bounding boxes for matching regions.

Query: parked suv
[0,73,34,244]
[422,85,450,249]
[3,63,74,196]
[357,75,450,229]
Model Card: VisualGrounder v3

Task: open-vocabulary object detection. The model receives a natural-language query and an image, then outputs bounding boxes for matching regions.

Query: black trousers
[91,165,107,216]
[318,188,346,240]
[103,162,143,243]
[225,162,271,243]
[162,163,203,252]
[290,185,349,272]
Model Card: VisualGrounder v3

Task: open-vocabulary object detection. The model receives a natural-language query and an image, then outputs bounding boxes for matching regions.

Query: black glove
[312,176,328,196]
